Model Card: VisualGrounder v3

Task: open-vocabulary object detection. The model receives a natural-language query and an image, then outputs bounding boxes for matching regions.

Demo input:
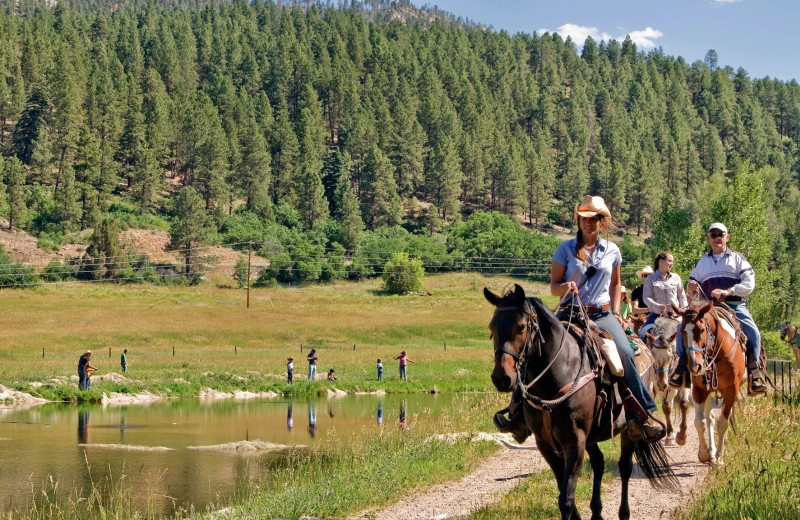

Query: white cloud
[715,0,741,4]
[539,23,663,50]
[627,27,664,49]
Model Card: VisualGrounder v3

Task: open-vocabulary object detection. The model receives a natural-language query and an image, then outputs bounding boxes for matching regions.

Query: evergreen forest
[0,0,799,321]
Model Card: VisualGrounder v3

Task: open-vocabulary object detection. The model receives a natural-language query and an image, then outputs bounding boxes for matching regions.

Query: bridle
[492,299,594,412]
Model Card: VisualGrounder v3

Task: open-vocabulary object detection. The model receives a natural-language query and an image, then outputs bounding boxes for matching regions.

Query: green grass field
[2,272,539,401]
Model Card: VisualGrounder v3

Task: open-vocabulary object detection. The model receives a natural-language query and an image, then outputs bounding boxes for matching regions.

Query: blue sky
[421,0,799,82]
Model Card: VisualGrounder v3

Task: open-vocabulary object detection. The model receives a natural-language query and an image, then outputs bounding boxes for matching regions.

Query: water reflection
[399,399,408,429]
[307,401,317,438]
[77,408,90,444]
[377,402,383,425]
[287,402,294,431]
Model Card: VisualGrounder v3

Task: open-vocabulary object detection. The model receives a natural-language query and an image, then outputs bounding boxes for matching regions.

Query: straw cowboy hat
[635,265,654,278]
[574,195,612,220]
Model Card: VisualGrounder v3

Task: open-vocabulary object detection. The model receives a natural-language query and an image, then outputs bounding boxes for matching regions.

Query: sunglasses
[708,232,725,239]
[586,265,597,279]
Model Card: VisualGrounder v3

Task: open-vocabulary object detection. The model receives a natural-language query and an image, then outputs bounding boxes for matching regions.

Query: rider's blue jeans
[581,311,657,420]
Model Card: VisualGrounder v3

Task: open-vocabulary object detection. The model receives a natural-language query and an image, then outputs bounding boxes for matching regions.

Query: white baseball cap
[708,222,728,234]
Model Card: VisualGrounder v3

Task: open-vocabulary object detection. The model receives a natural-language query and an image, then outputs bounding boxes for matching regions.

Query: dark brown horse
[676,302,746,465]
[485,284,676,520]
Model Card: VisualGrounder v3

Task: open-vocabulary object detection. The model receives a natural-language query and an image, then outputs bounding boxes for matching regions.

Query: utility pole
[246,241,252,309]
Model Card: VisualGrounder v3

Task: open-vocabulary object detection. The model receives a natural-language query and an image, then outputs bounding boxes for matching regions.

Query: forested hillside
[0,0,798,319]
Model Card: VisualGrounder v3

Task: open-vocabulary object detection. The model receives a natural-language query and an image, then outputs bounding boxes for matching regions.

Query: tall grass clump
[675,397,800,520]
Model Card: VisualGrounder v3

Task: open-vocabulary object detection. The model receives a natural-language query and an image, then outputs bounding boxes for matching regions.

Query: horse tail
[633,440,679,492]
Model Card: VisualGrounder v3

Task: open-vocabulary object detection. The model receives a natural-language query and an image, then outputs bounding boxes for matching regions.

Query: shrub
[382,252,424,294]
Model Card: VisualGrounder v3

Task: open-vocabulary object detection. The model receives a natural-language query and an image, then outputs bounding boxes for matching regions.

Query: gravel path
[348,419,709,520]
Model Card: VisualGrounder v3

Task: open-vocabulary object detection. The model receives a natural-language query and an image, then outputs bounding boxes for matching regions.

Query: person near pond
[394,351,414,381]
[327,368,337,382]
[548,195,664,442]
[307,349,317,381]
[639,251,687,340]
[376,358,383,381]
[287,357,294,384]
[78,350,96,390]
[670,222,767,394]
[120,349,128,374]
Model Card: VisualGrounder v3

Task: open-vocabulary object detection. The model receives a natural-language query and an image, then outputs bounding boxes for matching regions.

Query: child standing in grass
[287,357,294,384]
[377,358,383,381]
[120,349,128,373]
[394,351,414,381]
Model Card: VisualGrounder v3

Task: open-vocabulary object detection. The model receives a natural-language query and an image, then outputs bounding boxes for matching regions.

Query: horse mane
[527,296,568,344]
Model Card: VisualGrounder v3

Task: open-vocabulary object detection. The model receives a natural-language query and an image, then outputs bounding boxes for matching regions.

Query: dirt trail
[349,423,708,520]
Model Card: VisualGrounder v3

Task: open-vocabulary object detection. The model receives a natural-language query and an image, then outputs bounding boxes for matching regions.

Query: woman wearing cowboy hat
[630,265,654,317]
[549,195,664,442]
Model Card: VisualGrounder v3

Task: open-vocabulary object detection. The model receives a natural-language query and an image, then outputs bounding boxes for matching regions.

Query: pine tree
[169,186,214,276]
[4,157,26,230]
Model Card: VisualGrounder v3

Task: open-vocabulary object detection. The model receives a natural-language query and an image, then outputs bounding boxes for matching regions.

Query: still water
[0,394,458,516]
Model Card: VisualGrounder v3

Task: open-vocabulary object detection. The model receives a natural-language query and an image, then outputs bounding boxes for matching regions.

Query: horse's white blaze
[683,323,696,348]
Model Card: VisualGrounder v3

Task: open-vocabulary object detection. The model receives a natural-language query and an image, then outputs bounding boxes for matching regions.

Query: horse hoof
[698,451,711,464]
[664,435,675,447]
[676,432,687,446]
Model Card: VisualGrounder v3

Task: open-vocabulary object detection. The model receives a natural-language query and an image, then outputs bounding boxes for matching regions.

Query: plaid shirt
[643,271,688,313]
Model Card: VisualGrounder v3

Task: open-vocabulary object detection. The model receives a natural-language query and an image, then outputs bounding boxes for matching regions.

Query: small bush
[382,252,424,294]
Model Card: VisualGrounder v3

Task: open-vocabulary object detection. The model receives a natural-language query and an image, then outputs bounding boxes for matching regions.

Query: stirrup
[748,377,767,396]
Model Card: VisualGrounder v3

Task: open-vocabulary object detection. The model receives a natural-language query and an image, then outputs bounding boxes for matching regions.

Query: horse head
[484,284,533,393]
[779,321,789,341]
[676,301,715,376]
[645,317,679,395]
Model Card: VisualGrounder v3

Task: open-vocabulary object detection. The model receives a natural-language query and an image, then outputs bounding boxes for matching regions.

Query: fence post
[173,346,175,356]
[109,347,111,358]
[42,348,45,359]
[235,345,238,354]
[444,342,446,350]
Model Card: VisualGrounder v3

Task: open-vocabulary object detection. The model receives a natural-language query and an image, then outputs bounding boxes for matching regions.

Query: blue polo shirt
[552,238,621,307]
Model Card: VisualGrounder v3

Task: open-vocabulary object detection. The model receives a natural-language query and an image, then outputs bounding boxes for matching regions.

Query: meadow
[1,272,524,401]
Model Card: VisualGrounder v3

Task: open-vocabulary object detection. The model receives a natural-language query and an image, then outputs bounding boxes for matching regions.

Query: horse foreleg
[559,433,586,520]
[676,388,690,446]
[586,443,604,520]
[662,389,675,446]
[694,397,714,464]
[617,433,636,520]
[793,346,800,371]
[715,389,737,466]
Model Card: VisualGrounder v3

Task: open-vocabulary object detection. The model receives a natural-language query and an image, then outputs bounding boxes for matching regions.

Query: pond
[0,393,462,517]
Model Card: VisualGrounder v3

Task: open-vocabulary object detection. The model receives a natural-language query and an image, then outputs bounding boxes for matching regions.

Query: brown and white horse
[676,302,746,465]
[644,317,690,447]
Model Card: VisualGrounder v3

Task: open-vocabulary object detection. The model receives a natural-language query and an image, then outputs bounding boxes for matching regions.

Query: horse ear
[484,287,502,307]
[668,332,677,343]
[698,301,713,316]
[512,284,526,304]
[645,331,655,341]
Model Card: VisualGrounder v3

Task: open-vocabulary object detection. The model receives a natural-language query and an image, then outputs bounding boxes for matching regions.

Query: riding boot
[619,382,666,443]
[669,354,688,388]
[493,387,531,444]
[748,360,767,395]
